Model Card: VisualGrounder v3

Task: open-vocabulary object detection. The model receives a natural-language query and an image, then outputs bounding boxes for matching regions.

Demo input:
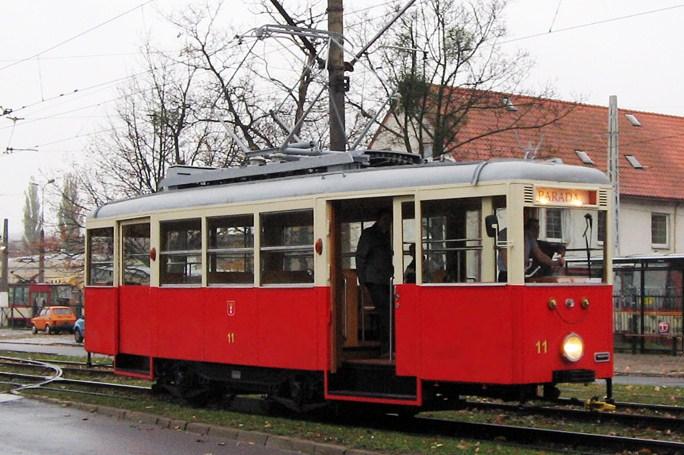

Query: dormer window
[625,114,641,127]
[502,97,518,112]
[625,154,644,169]
[575,150,594,165]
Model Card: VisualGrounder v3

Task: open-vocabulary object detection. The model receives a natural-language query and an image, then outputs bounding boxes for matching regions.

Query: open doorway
[330,197,394,365]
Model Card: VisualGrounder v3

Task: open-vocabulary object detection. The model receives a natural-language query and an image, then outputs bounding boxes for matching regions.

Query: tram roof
[90,158,609,220]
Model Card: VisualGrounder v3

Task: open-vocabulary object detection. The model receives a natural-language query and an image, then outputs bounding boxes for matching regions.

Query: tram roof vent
[160,150,423,190]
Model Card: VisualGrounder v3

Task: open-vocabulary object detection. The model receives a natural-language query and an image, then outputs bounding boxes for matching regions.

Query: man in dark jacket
[355,210,393,355]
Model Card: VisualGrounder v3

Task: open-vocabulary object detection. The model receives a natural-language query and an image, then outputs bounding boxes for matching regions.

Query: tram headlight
[561,333,584,362]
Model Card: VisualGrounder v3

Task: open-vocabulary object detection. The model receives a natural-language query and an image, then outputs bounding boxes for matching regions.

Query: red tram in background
[84,151,613,410]
[6,282,81,327]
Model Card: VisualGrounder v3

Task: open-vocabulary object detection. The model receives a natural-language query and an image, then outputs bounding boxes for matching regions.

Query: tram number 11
[227,332,236,344]
[535,340,548,354]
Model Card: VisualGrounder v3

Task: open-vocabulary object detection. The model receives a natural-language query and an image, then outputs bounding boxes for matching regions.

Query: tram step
[327,390,417,401]
[328,363,416,397]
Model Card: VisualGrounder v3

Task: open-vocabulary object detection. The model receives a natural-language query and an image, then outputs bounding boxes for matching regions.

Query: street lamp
[30,178,55,283]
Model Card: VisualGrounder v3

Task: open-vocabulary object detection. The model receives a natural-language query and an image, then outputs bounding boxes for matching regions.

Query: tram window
[421,198,487,283]
[87,227,114,286]
[122,223,150,285]
[160,219,202,285]
[261,210,314,284]
[207,215,254,285]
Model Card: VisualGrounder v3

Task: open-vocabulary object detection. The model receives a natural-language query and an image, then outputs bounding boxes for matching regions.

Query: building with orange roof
[371,90,684,257]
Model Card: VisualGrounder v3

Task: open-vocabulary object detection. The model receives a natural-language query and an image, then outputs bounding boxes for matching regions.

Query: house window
[207,215,254,285]
[545,208,562,240]
[160,219,202,285]
[651,213,669,247]
[261,210,314,284]
[597,211,606,243]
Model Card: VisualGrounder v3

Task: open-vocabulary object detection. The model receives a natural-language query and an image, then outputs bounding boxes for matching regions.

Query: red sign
[658,321,670,334]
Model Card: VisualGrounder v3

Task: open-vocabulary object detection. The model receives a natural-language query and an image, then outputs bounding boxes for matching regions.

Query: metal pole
[608,96,620,256]
[1,219,8,294]
[328,0,346,151]
[39,185,46,283]
[1,219,8,328]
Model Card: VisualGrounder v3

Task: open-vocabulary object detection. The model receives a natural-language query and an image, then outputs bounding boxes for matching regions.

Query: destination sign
[535,187,596,206]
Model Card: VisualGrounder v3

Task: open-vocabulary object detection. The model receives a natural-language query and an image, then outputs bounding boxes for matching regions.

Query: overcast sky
[1,0,683,239]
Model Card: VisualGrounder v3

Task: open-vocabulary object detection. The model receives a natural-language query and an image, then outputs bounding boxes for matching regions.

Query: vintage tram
[84,151,613,410]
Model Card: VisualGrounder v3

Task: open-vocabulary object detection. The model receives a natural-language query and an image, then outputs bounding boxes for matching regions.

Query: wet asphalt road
[0,394,294,455]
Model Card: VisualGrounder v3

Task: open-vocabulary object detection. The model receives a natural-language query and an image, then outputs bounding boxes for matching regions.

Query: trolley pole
[328,0,346,151]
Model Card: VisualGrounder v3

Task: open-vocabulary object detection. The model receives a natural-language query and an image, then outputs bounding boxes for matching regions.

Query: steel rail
[465,400,684,432]
[0,370,149,393]
[558,396,684,416]
[0,355,62,393]
[0,360,113,376]
[406,415,684,454]
[221,395,684,453]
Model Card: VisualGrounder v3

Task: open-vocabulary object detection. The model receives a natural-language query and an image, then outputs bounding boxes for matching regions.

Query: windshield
[496,207,608,284]
[53,308,74,315]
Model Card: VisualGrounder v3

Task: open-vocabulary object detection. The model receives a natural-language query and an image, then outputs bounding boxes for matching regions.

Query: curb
[27,396,378,455]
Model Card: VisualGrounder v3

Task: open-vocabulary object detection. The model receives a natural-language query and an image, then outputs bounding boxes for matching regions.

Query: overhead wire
[2,1,402,149]
[2,70,152,118]
[502,3,684,44]
[0,0,156,72]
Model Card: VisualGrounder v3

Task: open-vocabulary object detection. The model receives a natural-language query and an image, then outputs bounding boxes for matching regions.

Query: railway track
[0,359,114,378]
[465,399,684,432]
[1,354,683,454]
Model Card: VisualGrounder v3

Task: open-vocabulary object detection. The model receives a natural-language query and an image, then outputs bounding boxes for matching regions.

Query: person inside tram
[355,210,393,356]
[496,217,565,282]
[524,218,565,279]
[404,243,416,284]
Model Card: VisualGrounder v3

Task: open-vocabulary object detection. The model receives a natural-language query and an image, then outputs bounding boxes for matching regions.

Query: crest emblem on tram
[227,300,236,317]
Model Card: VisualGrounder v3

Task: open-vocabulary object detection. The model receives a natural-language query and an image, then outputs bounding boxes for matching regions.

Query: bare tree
[356,0,573,159]
[83,44,238,204]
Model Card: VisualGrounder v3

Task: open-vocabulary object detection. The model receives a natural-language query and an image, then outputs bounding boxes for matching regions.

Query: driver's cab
[488,185,611,285]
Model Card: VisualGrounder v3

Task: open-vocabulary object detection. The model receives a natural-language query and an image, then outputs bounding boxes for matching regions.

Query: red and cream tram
[84,151,613,409]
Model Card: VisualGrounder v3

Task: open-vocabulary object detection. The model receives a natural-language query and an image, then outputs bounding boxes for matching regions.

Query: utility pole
[328,0,346,151]
[608,95,620,256]
[1,219,8,325]
[31,178,55,283]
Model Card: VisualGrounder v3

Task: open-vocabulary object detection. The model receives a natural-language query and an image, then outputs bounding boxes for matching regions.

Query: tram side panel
[83,287,119,356]
[396,286,516,383]
[142,287,328,371]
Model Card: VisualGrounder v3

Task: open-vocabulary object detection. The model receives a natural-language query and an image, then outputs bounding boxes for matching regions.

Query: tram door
[118,221,151,354]
[329,196,413,370]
